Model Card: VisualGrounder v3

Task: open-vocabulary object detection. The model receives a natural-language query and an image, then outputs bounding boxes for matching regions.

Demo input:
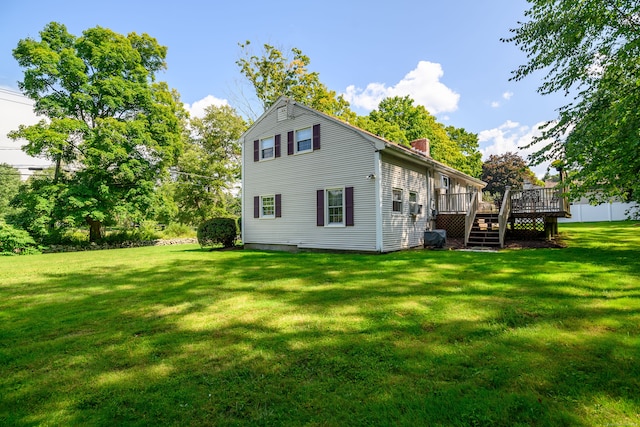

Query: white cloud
[183,95,229,118]
[491,101,500,108]
[478,120,552,178]
[502,91,514,100]
[343,61,460,114]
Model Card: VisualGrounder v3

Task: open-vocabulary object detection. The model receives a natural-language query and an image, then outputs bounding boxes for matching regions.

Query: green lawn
[1,222,639,426]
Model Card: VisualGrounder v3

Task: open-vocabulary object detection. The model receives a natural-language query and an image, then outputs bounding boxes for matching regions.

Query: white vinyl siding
[381,153,429,252]
[243,101,377,251]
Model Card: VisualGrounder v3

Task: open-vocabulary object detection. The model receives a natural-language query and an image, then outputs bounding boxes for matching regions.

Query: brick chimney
[410,138,430,157]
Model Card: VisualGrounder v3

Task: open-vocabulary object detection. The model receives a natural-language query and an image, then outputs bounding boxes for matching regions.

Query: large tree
[481,152,543,195]
[504,0,640,208]
[9,22,185,241]
[172,104,246,224]
[236,42,355,121]
[360,96,482,176]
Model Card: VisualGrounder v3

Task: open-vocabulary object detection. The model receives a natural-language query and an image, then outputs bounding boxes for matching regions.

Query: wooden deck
[436,188,571,248]
[509,188,571,218]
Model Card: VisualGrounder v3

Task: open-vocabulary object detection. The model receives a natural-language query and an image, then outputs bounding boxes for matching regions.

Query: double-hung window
[260,137,274,160]
[392,188,403,214]
[296,127,312,153]
[261,195,275,218]
[409,191,421,215]
[327,188,344,225]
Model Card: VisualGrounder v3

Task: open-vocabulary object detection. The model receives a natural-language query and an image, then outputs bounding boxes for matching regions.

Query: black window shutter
[275,134,281,158]
[312,124,321,150]
[287,131,294,155]
[253,196,259,218]
[253,140,259,162]
[345,186,354,226]
[316,189,324,226]
[275,194,282,218]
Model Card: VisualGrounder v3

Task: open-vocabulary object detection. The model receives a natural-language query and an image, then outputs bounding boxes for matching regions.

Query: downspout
[374,150,383,252]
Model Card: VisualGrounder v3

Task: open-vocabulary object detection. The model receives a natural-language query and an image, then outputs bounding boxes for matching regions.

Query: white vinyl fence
[559,202,638,223]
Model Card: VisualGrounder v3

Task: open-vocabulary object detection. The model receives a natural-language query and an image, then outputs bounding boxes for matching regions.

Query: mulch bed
[439,237,566,250]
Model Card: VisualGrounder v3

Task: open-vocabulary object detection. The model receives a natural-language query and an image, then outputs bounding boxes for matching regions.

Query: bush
[0,221,40,255]
[161,222,195,239]
[197,218,237,248]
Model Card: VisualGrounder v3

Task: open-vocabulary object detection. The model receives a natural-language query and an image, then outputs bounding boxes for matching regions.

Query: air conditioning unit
[410,202,422,216]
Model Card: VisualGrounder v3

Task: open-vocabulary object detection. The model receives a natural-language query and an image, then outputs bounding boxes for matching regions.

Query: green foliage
[172,104,246,225]
[160,222,195,239]
[237,42,356,121]
[481,152,543,195]
[197,217,237,248]
[10,22,186,241]
[360,96,482,176]
[0,164,21,221]
[504,0,640,205]
[99,221,162,244]
[7,169,66,243]
[0,220,40,255]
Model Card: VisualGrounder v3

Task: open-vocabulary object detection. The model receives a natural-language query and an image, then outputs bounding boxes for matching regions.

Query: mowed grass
[1,222,639,426]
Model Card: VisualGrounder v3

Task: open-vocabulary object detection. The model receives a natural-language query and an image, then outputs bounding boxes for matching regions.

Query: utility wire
[0,96,34,106]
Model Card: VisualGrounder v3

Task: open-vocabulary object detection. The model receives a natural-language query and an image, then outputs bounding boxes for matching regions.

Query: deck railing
[510,188,570,215]
[498,187,512,248]
[464,191,479,246]
[437,192,475,214]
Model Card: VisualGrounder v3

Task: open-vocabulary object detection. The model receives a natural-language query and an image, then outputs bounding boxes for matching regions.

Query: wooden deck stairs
[467,212,500,248]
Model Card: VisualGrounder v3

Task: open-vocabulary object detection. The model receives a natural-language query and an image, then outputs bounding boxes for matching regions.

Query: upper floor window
[392,188,403,213]
[296,127,312,153]
[261,137,274,160]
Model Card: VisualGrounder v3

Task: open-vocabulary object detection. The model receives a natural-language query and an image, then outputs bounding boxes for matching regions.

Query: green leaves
[11,22,186,240]
[506,0,640,208]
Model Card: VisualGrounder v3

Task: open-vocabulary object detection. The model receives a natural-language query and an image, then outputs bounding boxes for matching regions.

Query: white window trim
[392,188,403,215]
[260,194,276,219]
[260,136,275,161]
[409,191,421,216]
[295,127,313,155]
[325,187,345,227]
[440,175,450,189]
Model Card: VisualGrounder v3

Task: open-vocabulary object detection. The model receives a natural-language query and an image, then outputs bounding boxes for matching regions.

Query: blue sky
[0,0,565,176]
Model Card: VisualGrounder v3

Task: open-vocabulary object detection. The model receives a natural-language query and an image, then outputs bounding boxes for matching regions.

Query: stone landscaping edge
[43,238,198,253]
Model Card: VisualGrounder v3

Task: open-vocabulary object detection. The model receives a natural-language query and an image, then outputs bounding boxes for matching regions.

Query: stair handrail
[498,186,512,248]
[464,191,479,246]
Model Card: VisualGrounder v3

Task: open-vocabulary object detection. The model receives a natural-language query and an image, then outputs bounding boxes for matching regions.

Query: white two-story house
[241,97,485,252]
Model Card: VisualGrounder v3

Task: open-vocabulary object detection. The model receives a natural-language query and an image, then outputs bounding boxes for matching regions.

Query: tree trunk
[86,217,102,242]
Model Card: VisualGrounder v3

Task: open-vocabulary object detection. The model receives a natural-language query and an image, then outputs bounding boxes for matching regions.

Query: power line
[0,87,27,96]
[0,96,34,106]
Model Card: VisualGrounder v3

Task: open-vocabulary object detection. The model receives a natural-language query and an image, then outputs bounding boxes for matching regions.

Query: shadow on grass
[1,225,639,425]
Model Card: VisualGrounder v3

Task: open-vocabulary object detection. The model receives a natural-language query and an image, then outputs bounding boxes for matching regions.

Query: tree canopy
[9,22,186,240]
[172,104,246,224]
[504,0,640,207]
[481,152,544,195]
[359,96,482,177]
[236,42,355,121]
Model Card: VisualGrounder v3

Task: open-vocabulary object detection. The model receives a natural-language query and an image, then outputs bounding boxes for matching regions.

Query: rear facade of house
[241,97,484,252]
